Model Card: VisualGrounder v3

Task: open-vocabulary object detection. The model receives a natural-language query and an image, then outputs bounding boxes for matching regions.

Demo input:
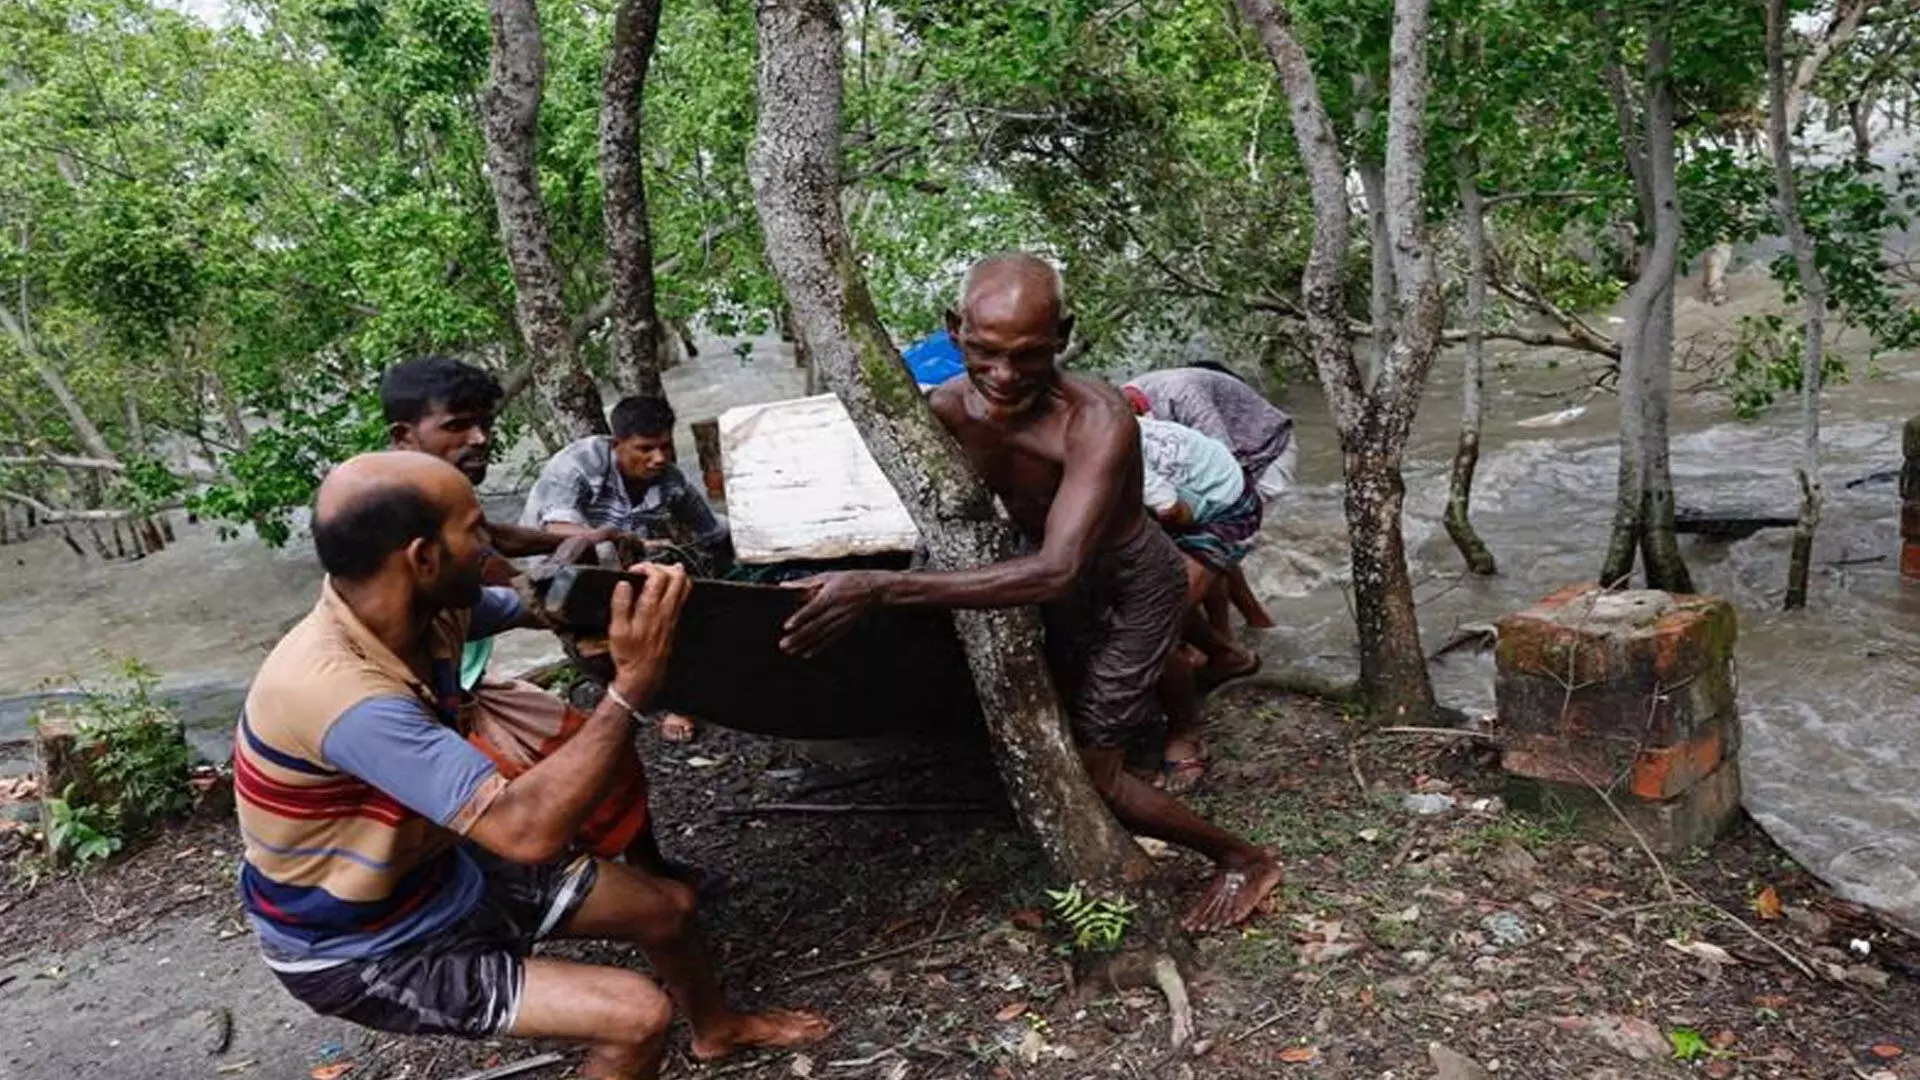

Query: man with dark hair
[381,357,617,571]
[240,451,828,1078]
[777,253,1281,933]
[521,395,727,744]
[376,357,687,882]
[521,395,727,563]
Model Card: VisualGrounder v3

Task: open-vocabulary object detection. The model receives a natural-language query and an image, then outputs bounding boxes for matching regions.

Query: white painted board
[719,393,921,564]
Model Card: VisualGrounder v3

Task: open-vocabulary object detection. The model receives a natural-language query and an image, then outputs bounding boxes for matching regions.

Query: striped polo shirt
[236,583,519,968]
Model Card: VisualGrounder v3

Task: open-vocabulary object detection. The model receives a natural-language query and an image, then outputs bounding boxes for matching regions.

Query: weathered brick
[1500,714,1737,797]
[1901,500,1920,540]
[1504,756,1743,856]
[1495,660,1735,748]
[1496,588,1735,690]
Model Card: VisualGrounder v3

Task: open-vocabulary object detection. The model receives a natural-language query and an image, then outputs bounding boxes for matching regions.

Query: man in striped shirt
[237,451,827,1077]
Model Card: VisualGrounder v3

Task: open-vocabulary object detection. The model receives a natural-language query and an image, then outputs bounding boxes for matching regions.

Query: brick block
[1902,500,1920,541]
[1504,756,1743,856]
[1495,659,1736,747]
[1500,717,1738,800]
[1495,588,1737,691]
[1904,542,1920,580]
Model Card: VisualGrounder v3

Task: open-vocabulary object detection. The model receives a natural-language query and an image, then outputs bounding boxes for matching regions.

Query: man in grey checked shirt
[521,395,730,742]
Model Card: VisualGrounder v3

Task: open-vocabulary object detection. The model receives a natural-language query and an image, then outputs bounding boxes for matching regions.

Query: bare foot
[1181,853,1283,934]
[1197,647,1261,693]
[1240,606,1277,629]
[691,1009,833,1061]
[656,712,697,743]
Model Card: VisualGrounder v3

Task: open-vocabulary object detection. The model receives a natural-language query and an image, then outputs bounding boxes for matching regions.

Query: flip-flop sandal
[1158,756,1209,796]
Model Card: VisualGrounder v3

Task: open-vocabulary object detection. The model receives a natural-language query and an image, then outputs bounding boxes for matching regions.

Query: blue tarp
[902,328,965,386]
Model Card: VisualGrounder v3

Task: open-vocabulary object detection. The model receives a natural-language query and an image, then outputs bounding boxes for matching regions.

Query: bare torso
[928,373,1149,552]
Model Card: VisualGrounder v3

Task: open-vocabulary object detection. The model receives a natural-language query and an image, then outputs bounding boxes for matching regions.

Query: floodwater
[0,266,1914,932]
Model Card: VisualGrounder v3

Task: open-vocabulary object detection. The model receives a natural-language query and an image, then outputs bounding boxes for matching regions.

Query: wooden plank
[719,394,920,564]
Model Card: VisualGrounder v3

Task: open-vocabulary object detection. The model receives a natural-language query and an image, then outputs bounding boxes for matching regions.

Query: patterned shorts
[1167,486,1263,574]
[269,851,599,1038]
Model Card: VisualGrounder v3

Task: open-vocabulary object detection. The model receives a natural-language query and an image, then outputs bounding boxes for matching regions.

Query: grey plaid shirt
[518,436,728,551]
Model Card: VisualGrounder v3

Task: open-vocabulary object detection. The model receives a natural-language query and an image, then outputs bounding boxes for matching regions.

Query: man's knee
[603,970,674,1044]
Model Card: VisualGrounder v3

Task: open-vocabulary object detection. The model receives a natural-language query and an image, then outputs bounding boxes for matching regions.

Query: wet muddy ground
[5,686,1915,1080]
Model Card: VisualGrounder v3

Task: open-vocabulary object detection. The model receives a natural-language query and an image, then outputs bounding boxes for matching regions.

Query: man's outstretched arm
[779,407,1135,657]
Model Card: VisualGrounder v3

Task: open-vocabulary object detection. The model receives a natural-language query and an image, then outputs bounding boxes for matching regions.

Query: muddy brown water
[0,269,1915,935]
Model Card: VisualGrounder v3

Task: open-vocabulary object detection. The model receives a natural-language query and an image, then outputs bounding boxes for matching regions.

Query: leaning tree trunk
[747,0,1156,900]
[1769,0,1828,610]
[1358,156,1394,384]
[1447,152,1497,575]
[1599,25,1691,593]
[600,0,667,401]
[1238,0,1441,723]
[1634,33,1692,593]
[0,301,116,466]
[482,0,608,439]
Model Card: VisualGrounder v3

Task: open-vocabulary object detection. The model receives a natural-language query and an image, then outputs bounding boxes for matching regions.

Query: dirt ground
[4,685,1918,1080]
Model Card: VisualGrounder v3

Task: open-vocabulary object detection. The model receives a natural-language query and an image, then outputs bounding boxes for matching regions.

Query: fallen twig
[1230,1000,1300,1044]
[773,927,980,986]
[1371,725,1496,740]
[440,1052,566,1080]
[720,802,1000,816]
[1153,956,1193,1049]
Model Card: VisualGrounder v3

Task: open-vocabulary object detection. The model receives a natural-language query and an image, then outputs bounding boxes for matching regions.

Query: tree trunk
[1847,98,1873,166]
[1701,241,1731,305]
[1354,78,1393,387]
[481,0,609,440]
[1769,0,1827,610]
[1237,0,1439,722]
[1359,159,1394,386]
[600,0,666,401]
[1346,447,1434,719]
[1447,153,1496,575]
[1599,23,1691,593]
[747,0,1156,898]
[0,301,116,465]
[1635,32,1691,594]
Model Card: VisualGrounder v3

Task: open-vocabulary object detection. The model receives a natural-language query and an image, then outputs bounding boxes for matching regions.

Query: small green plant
[44,791,122,866]
[33,659,191,866]
[1045,883,1136,952]
[1668,1026,1708,1062]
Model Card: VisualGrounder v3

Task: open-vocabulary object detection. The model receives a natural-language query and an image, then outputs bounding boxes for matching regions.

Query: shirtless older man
[779,254,1281,932]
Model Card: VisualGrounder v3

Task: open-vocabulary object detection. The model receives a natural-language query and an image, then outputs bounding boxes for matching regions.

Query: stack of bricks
[1494,586,1742,855]
[1904,416,1920,580]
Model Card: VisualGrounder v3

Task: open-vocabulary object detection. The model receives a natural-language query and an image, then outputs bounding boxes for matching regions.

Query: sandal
[1159,756,1210,796]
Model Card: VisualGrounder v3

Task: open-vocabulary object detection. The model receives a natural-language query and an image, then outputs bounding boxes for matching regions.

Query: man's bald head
[957,252,1066,329]
[313,451,479,582]
[945,253,1074,421]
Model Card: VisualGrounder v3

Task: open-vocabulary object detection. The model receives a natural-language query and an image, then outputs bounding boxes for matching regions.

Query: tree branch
[0,454,126,472]
[0,490,178,522]
[1481,188,1621,209]
[1234,0,1365,433]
